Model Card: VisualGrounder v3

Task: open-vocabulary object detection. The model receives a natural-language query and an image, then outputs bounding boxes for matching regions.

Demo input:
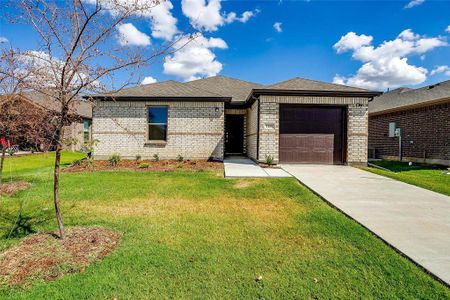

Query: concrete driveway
[281,164,450,286]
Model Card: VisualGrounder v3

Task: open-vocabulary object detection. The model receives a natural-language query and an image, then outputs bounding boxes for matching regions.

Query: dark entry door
[279,105,345,164]
[225,115,244,154]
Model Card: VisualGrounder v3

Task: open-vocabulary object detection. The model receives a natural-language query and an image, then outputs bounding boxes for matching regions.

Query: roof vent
[428,83,440,90]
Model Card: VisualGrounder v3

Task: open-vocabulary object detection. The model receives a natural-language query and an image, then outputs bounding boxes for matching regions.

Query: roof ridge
[266,76,370,91]
[187,75,263,87]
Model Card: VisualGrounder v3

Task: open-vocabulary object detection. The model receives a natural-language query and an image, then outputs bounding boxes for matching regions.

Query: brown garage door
[279,105,345,164]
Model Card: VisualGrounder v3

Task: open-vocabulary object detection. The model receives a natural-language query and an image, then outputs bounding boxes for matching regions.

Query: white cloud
[273,22,282,33]
[163,34,228,81]
[333,29,447,90]
[405,0,425,9]
[16,51,100,90]
[333,32,372,53]
[82,0,178,41]
[147,0,178,41]
[117,23,150,46]
[182,0,258,31]
[225,9,259,24]
[0,36,8,43]
[430,65,450,76]
[141,76,157,84]
[446,25,450,33]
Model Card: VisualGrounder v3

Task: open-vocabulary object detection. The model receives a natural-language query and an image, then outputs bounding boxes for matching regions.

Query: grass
[364,160,450,196]
[0,153,449,299]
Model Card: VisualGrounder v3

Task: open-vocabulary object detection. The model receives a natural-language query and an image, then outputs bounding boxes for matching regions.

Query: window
[83,119,91,142]
[147,106,168,141]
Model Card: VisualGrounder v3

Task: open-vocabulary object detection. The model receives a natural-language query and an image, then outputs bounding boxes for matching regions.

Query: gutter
[244,89,382,106]
[84,96,232,103]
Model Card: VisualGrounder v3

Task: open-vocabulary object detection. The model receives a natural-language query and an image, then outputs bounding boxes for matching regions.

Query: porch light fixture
[215,107,219,112]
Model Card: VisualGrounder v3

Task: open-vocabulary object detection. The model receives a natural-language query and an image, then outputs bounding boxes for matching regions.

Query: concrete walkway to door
[281,164,450,286]
[224,156,291,178]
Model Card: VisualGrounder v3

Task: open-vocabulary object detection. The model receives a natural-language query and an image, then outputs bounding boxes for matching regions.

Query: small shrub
[135,154,142,161]
[265,155,274,166]
[85,157,95,169]
[108,154,121,167]
[153,153,160,162]
[176,154,184,162]
[138,163,149,169]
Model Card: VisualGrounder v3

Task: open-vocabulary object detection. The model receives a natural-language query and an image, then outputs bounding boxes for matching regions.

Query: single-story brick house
[369,80,450,166]
[90,76,379,165]
[0,91,92,151]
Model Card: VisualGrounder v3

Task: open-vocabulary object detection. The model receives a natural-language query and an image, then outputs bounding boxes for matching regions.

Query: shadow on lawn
[0,209,52,239]
[372,160,447,173]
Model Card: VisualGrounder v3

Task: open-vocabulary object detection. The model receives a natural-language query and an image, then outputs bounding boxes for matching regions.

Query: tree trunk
[0,146,6,186]
[53,123,65,239]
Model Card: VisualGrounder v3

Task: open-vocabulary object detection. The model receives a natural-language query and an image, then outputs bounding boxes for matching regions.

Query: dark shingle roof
[184,75,263,102]
[369,80,450,114]
[94,80,225,99]
[19,91,92,119]
[91,76,378,104]
[263,77,370,92]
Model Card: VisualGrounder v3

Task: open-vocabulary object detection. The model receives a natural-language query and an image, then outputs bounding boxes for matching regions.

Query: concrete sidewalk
[281,164,450,286]
[224,157,291,178]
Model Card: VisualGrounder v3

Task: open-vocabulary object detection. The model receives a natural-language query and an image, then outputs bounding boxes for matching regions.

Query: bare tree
[0,49,34,186]
[0,0,190,238]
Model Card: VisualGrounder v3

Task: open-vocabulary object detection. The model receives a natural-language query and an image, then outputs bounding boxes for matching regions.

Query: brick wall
[93,100,224,160]
[257,95,369,165]
[369,102,450,166]
[63,121,86,151]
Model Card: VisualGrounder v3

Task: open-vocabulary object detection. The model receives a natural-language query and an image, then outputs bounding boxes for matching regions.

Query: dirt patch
[0,181,31,196]
[0,226,120,287]
[234,178,262,189]
[64,159,223,173]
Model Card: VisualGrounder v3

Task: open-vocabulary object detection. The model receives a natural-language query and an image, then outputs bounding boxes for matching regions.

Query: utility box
[395,128,402,137]
[389,122,396,137]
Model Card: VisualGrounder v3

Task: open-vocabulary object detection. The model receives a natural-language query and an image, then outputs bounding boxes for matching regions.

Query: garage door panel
[279,105,345,164]
[280,134,334,164]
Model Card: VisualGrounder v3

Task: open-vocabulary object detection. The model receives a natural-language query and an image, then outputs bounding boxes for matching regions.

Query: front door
[225,115,244,154]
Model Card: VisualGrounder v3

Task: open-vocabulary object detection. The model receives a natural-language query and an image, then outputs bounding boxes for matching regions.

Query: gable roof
[91,80,229,101]
[90,75,379,104]
[369,80,450,115]
[1,91,92,119]
[184,75,263,102]
[263,77,370,92]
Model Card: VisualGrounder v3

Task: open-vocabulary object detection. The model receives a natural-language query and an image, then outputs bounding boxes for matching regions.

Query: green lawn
[0,153,449,299]
[364,160,450,196]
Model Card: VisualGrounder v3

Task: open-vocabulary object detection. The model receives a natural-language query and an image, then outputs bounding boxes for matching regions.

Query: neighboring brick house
[0,92,92,151]
[369,80,450,166]
[90,76,379,165]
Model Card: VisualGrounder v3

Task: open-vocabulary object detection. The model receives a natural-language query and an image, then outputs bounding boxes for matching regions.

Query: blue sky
[0,0,449,91]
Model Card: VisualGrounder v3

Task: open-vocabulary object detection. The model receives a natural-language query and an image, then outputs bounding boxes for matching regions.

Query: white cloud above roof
[181,0,258,31]
[430,65,450,76]
[446,25,450,33]
[333,29,447,90]
[82,0,178,41]
[273,22,282,33]
[333,32,372,53]
[0,36,8,43]
[405,0,425,9]
[117,23,150,46]
[141,76,158,85]
[163,34,228,81]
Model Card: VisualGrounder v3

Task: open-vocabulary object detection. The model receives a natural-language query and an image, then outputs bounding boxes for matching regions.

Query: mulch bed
[0,181,31,197]
[64,159,223,173]
[0,226,120,287]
